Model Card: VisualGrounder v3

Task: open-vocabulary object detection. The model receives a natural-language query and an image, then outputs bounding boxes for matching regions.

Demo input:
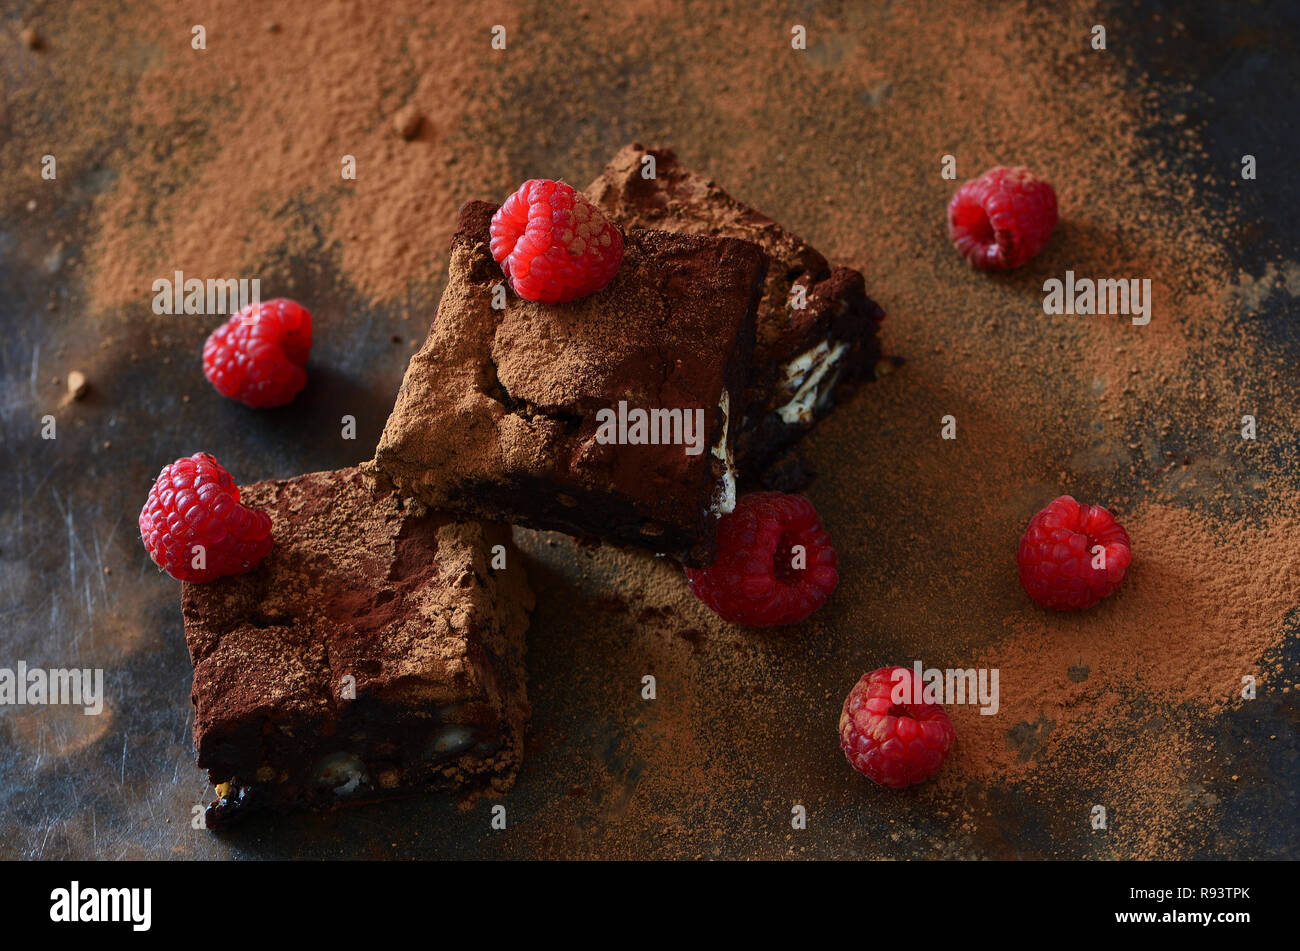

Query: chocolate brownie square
[367,200,767,566]
[181,467,532,829]
[586,144,886,475]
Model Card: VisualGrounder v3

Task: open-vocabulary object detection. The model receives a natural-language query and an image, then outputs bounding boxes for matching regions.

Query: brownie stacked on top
[368,145,885,562]
[586,144,885,473]
[181,145,883,828]
[368,200,766,566]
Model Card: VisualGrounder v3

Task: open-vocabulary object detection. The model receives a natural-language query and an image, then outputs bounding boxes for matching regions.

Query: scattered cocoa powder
[6,2,519,309]
[498,0,1298,858]
[7,0,1295,858]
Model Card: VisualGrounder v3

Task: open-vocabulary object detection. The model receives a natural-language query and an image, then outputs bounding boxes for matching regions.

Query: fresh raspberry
[489,179,624,304]
[947,165,1058,270]
[139,453,273,583]
[1017,495,1132,610]
[202,298,312,407]
[839,666,955,788]
[685,492,838,626]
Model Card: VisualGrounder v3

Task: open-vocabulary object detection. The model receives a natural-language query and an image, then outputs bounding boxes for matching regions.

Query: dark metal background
[1,0,1296,859]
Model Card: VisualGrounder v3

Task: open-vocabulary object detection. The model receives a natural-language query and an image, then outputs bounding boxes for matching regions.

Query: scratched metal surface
[1,0,1296,860]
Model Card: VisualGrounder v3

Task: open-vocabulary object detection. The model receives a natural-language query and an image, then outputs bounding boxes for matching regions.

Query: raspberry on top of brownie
[368,200,767,566]
[585,144,886,475]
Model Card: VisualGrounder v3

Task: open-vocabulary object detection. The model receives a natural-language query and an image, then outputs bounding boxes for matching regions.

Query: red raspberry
[489,179,624,304]
[139,453,273,583]
[839,666,955,788]
[202,298,312,407]
[947,165,1058,270]
[685,492,838,626]
[1017,495,1132,610]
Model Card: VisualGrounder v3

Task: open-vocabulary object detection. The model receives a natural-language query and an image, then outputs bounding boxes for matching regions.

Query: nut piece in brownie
[181,467,532,829]
[368,200,767,566]
[586,144,886,475]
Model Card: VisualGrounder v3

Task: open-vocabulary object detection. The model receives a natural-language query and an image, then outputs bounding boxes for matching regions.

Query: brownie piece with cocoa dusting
[180,466,532,830]
[367,200,767,566]
[586,144,886,475]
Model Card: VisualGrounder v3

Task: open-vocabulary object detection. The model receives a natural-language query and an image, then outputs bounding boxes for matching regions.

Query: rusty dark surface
[0,0,1297,860]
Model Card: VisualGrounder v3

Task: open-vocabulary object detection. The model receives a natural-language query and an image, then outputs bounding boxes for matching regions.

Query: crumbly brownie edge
[180,468,533,829]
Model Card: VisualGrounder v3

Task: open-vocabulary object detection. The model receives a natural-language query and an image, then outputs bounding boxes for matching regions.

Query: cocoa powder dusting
[500,1,1299,858]
[8,0,1295,858]
[12,1,518,309]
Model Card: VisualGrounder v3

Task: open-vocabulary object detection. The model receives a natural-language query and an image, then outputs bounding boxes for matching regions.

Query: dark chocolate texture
[585,144,886,474]
[368,200,768,566]
[180,466,532,829]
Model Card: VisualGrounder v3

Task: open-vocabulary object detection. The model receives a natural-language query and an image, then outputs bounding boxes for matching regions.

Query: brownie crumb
[59,370,89,407]
[392,105,423,140]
